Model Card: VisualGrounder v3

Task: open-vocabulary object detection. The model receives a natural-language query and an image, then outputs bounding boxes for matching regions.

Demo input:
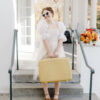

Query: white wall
[0,0,14,91]
[78,45,100,99]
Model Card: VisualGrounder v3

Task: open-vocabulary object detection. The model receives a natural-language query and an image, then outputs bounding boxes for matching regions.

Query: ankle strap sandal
[44,93,51,100]
[53,93,59,100]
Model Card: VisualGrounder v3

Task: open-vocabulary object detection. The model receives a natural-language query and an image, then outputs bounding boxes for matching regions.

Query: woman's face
[42,10,53,21]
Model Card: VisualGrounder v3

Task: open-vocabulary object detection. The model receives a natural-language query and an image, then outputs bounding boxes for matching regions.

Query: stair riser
[12,88,83,97]
[13,74,80,83]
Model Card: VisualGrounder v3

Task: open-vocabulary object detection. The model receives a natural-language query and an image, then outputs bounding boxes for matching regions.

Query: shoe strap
[45,93,50,96]
[55,92,59,95]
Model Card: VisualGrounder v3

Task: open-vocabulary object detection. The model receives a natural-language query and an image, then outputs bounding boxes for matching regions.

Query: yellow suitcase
[38,57,72,83]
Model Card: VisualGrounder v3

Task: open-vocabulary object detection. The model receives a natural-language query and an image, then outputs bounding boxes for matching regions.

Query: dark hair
[41,7,54,16]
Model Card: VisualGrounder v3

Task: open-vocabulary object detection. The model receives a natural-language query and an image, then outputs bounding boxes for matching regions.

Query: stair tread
[13,69,80,83]
[0,93,99,100]
[12,83,82,89]
[12,83,83,96]
[13,69,80,76]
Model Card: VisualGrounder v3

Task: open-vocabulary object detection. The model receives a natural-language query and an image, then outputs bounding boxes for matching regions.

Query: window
[17,0,35,52]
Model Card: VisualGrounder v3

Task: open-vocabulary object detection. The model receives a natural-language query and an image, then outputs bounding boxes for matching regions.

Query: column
[78,0,88,32]
[90,0,97,29]
[63,0,69,29]
[71,0,79,30]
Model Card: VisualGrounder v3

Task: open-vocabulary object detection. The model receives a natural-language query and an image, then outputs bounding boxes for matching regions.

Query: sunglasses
[42,11,49,17]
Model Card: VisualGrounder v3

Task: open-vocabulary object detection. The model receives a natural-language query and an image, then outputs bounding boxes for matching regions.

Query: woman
[34,7,67,100]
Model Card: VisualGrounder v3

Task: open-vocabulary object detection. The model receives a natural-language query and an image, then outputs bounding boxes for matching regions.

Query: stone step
[12,83,83,97]
[18,59,77,69]
[13,69,80,83]
[0,94,99,100]
[63,44,77,55]
[65,52,77,60]
[19,59,36,69]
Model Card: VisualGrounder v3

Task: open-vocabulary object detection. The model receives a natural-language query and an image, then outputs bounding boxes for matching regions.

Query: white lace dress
[33,20,67,81]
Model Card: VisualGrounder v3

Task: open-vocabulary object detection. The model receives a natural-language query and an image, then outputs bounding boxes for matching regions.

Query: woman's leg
[54,82,60,99]
[42,83,50,98]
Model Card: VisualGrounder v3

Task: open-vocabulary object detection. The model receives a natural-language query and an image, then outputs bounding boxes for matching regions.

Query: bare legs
[42,83,50,99]
[54,82,60,99]
[42,82,60,99]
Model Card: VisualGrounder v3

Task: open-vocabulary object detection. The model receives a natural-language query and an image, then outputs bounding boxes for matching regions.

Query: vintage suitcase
[38,57,72,83]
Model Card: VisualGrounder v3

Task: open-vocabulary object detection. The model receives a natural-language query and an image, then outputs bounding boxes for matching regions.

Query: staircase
[11,43,83,97]
[1,30,99,100]
[1,43,99,99]
[12,69,82,97]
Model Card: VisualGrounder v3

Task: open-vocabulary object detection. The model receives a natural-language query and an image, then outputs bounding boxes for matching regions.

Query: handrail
[75,30,95,73]
[72,29,95,100]
[72,30,75,70]
[8,29,19,100]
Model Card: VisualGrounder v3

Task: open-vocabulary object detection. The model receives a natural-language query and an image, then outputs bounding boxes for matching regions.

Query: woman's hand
[48,51,58,58]
[53,51,59,58]
[48,52,54,58]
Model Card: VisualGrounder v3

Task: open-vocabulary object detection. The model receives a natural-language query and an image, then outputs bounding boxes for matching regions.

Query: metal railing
[8,29,19,100]
[72,30,75,70]
[72,29,95,100]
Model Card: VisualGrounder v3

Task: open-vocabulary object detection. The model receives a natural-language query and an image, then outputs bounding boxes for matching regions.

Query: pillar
[78,0,88,32]
[71,0,79,30]
[63,0,69,29]
[90,0,97,29]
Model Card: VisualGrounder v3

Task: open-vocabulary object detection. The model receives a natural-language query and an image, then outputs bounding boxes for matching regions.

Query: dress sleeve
[58,21,67,42]
[37,19,48,40]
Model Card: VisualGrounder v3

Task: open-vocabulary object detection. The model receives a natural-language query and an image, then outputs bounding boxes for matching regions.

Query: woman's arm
[42,39,53,57]
[53,39,63,57]
[53,21,66,57]
[37,21,53,57]
[55,39,63,52]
